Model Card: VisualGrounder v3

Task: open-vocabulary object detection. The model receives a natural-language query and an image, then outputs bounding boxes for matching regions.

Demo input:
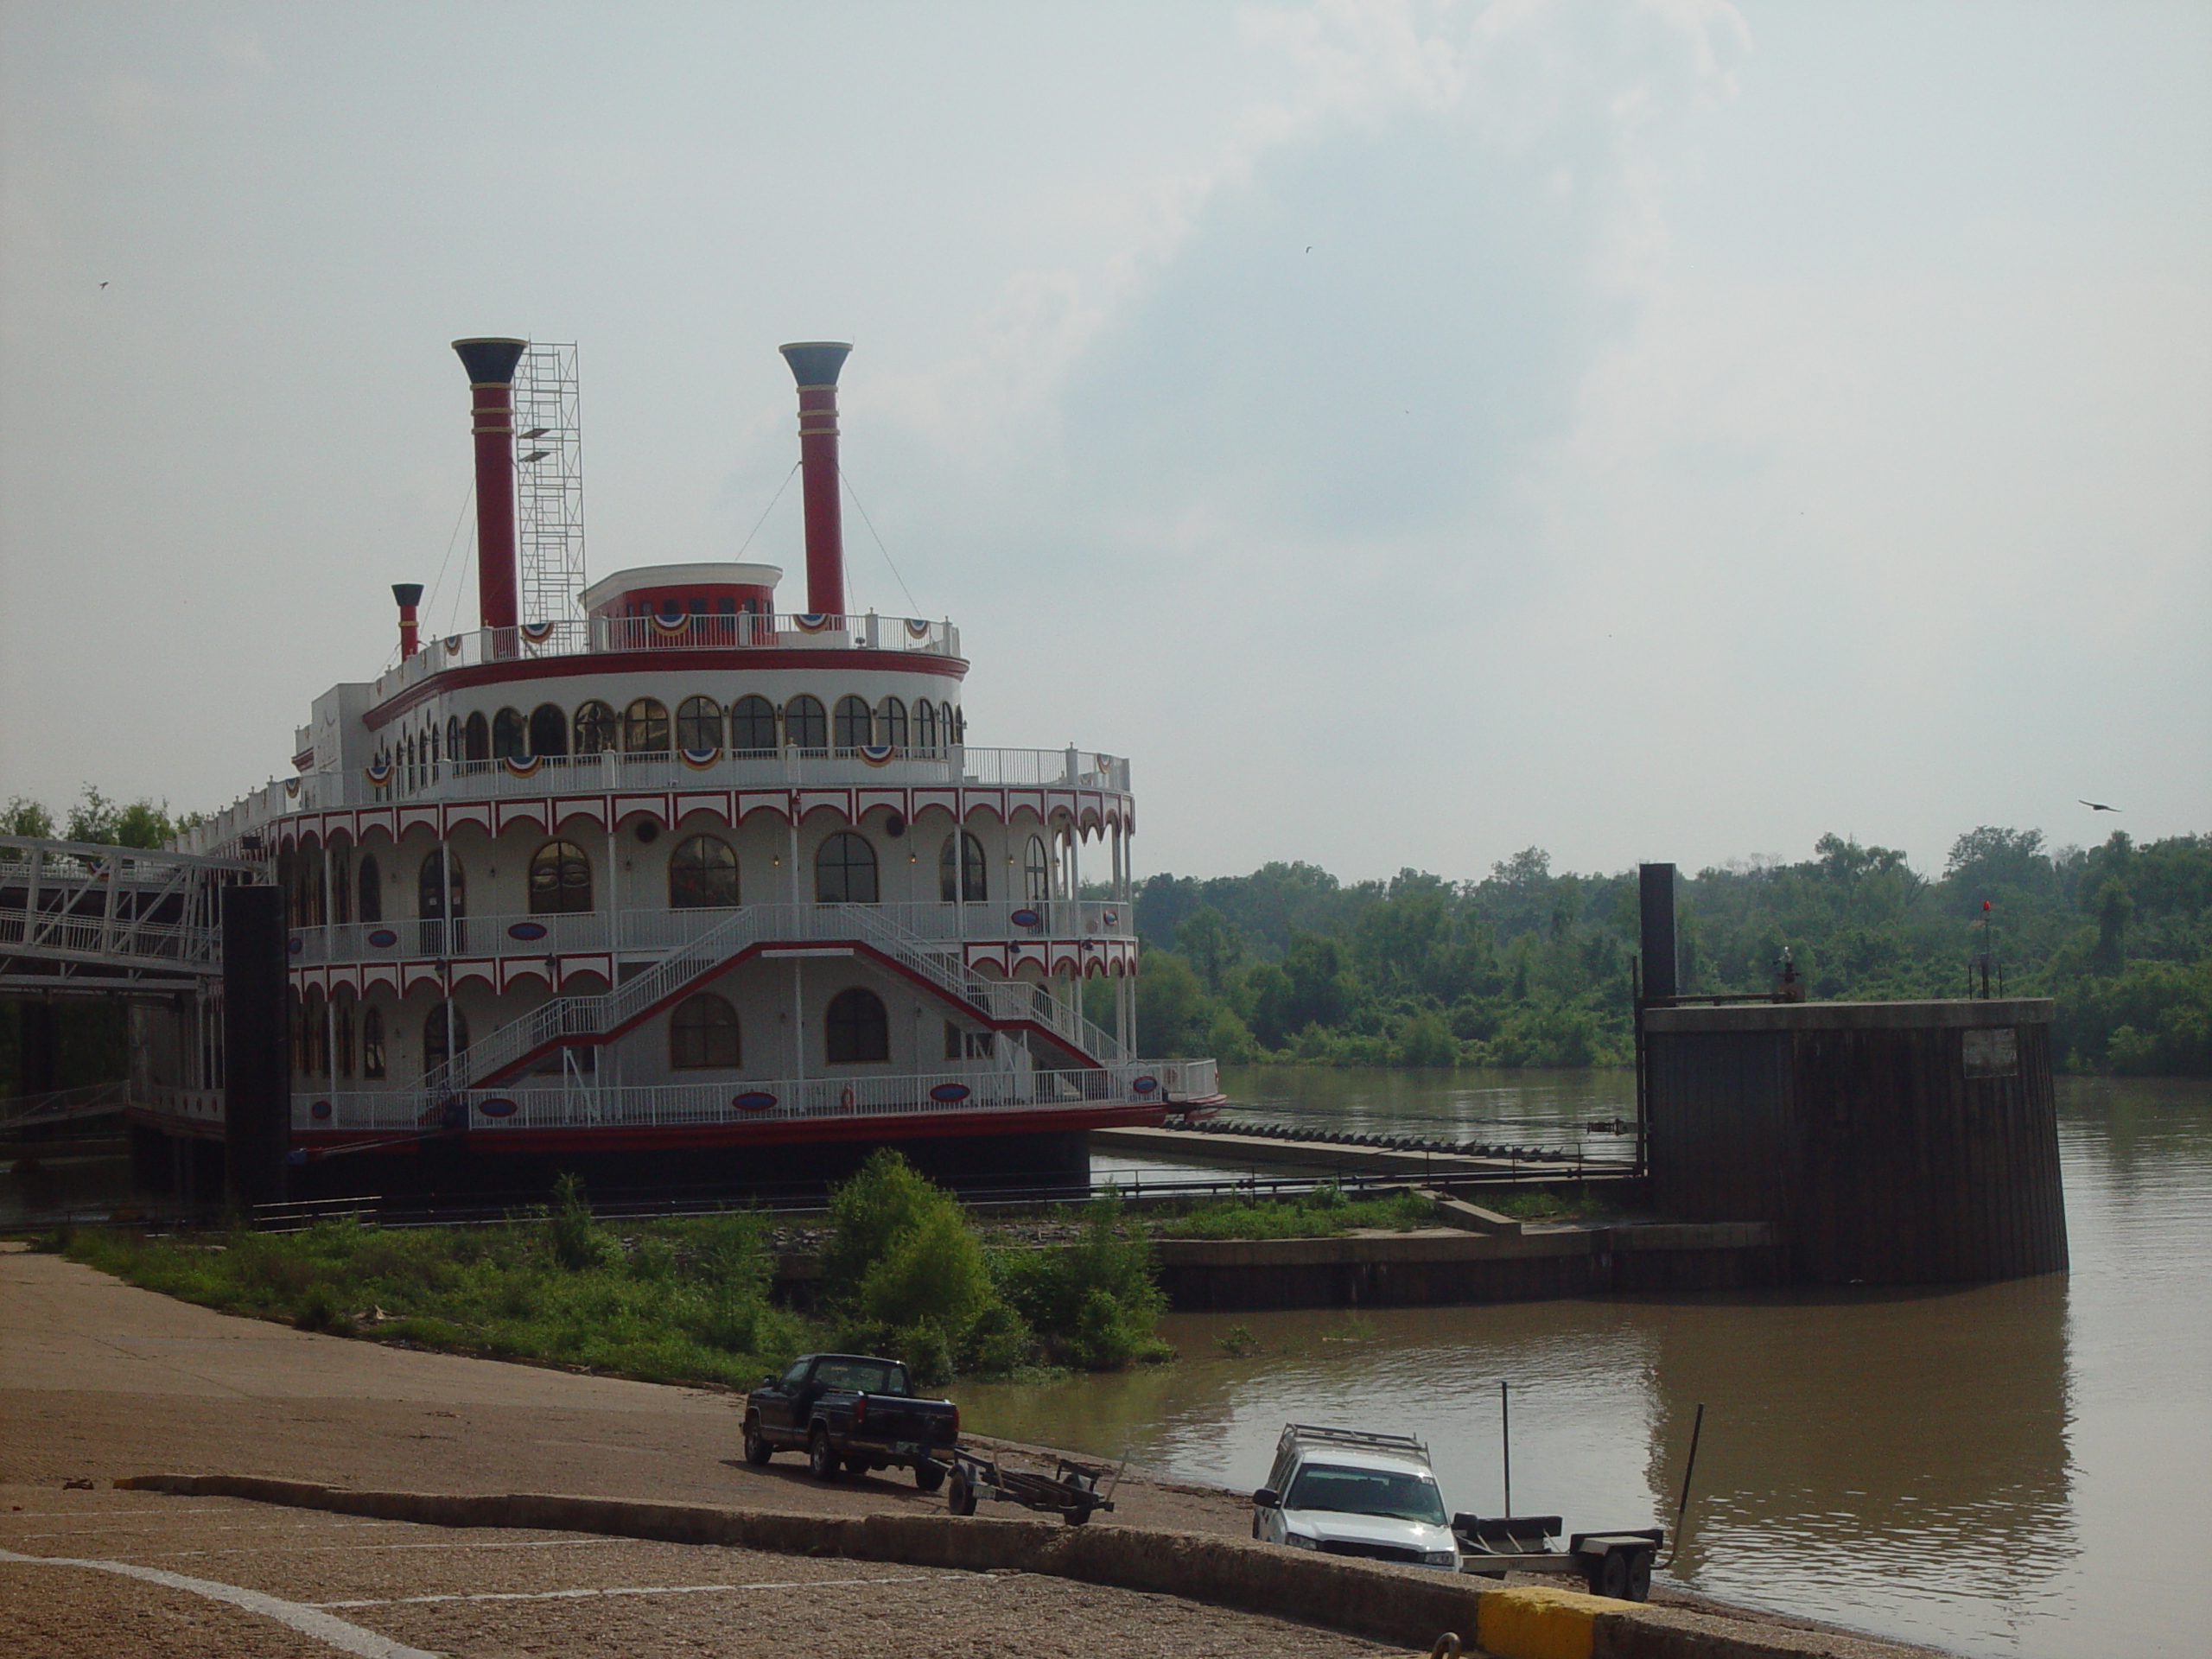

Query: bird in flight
[2079,799,2122,812]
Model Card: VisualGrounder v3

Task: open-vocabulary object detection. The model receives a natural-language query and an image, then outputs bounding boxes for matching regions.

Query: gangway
[0,834,261,995]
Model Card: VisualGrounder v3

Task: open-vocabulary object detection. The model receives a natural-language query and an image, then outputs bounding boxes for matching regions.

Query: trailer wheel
[1594,1548,1630,1600]
[913,1460,945,1494]
[1626,1548,1653,1603]
[1062,1505,1091,1527]
[741,1418,772,1466]
[948,1471,977,1516]
[808,1430,842,1483]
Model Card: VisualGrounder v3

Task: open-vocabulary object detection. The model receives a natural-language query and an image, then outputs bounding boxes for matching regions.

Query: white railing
[146,1085,225,1125]
[296,1059,1213,1134]
[177,745,1132,856]
[290,898,1135,967]
[366,611,963,704]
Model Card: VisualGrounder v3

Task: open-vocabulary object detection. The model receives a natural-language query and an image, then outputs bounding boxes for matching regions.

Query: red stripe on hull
[283,1102,1165,1156]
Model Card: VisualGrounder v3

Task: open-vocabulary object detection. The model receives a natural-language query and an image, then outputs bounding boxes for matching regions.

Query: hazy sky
[3,2,2207,885]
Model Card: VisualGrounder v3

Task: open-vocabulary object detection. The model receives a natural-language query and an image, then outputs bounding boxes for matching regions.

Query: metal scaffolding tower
[513,342,588,625]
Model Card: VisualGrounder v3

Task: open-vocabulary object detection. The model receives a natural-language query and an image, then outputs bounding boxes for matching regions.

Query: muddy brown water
[1009,1067,2210,1659]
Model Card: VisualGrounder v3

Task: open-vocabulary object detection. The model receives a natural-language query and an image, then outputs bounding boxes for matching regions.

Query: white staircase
[425,902,1127,1094]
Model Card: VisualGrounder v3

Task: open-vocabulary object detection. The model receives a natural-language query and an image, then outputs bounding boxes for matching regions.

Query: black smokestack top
[779,341,851,387]
[391,582,424,608]
[452,338,527,385]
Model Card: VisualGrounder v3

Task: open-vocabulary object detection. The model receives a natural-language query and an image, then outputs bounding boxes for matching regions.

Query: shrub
[548,1173,611,1271]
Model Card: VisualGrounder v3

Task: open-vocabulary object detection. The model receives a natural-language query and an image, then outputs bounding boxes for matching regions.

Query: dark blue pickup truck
[742,1352,960,1490]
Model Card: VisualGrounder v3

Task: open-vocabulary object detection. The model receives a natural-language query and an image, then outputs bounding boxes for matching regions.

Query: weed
[1216,1323,1262,1357]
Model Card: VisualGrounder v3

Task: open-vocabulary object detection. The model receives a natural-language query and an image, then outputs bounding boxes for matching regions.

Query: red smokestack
[392,582,423,658]
[452,338,528,632]
[779,342,853,618]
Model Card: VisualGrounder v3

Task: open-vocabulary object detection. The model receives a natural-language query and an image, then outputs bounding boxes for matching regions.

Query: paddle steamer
[136,338,1213,1188]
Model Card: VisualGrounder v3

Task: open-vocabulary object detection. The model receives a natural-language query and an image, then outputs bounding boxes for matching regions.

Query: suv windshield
[1286,1464,1447,1526]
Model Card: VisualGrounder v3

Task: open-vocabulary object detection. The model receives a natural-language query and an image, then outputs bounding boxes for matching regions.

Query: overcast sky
[3,1,2207,885]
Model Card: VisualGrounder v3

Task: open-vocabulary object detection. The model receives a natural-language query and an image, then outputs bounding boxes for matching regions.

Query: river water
[969,1066,2211,1659]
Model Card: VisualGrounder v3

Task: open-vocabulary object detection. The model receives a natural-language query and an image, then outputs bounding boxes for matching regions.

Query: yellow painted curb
[1474,1583,1607,1659]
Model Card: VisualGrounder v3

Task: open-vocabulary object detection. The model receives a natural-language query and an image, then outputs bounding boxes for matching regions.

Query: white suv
[1251,1424,1460,1571]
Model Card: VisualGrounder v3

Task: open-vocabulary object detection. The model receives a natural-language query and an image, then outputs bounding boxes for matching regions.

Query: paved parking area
[1,1484,1406,1658]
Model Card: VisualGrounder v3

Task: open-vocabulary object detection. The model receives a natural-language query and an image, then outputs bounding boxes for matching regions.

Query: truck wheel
[1061,1505,1091,1527]
[1626,1548,1653,1603]
[913,1460,945,1494]
[1595,1548,1630,1600]
[742,1419,772,1466]
[948,1471,976,1516]
[808,1430,842,1482]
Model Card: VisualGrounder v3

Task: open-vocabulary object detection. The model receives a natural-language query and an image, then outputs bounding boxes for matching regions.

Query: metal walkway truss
[0,834,261,995]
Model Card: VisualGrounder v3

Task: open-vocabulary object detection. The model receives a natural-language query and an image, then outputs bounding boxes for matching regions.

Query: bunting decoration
[519,620,557,645]
[680,747,721,770]
[442,635,463,654]
[651,611,691,637]
[905,618,934,639]
[502,754,543,778]
[364,761,394,787]
[284,777,300,798]
[857,744,896,766]
[794,612,835,633]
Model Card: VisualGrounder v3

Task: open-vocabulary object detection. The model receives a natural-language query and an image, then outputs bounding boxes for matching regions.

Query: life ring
[839,1086,855,1113]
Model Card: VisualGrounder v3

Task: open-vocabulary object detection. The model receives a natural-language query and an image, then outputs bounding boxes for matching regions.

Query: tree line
[1103,827,2211,1077]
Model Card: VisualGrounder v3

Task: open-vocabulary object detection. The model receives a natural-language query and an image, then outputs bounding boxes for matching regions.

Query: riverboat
[131,337,1216,1189]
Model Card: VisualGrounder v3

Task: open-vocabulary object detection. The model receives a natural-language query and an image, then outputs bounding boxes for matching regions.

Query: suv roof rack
[1276,1423,1432,1461]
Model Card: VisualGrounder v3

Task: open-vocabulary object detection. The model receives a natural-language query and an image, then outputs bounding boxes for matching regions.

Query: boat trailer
[1452,1515,1664,1600]
[944,1447,1119,1526]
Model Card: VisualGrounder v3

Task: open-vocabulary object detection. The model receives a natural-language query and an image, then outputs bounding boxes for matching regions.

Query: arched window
[916,699,938,753]
[815,832,879,905]
[333,849,352,925]
[529,703,569,757]
[939,832,988,903]
[940,702,958,747]
[423,1000,470,1079]
[670,993,741,1069]
[951,704,966,743]
[302,988,327,1079]
[833,695,872,751]
[361,1005,386,1079]
[463,712,490,766]
[1025,835,1051,905]
[624,698,671,753]
[446,716,461,766]
[574,700,619,754]
[784,695,826,753]
[876,696,908,748]
[357,853,382,924]
[417,849,464,953]
[336,998,354,1079]
[825,988,889,1065]
[528,841,592,914]
[730,696,776,753]
[493,708,525,760]
[669,836,740,908]
[677,696,722,754]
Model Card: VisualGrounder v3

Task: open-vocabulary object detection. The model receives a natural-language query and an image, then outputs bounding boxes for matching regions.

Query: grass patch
[1475,1185,1624,1224]
[1150,1184,1440,1240]
[56,1155,1176,1390]
[60,1205,810,1389]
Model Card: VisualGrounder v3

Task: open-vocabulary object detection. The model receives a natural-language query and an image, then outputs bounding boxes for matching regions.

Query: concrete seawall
[117,1474,1945,1659]
[1149,1222,1778,1310]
